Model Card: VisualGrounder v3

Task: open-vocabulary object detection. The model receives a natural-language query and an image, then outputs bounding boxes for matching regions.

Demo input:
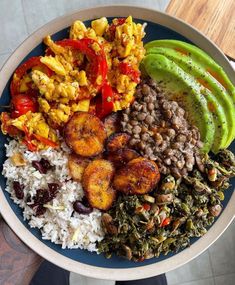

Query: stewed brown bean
[121,78,203,178]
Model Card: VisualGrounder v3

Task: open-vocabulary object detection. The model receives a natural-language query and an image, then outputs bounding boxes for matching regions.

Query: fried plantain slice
[82,159,116,210]
[104,112,121,137]
[105,148,140,168]
[68,153,90,182]
[64,112,107,157]
[106,132,131,152]
[113,157,160,195]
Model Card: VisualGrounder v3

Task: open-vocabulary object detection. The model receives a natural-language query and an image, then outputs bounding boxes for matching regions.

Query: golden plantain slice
[64,112,107,157]
[105,148,140,168]
[68,153,90,182]
[82,159,116,210]
[104,112,121,137]
[106,132,130,152]
[113,157,160,195]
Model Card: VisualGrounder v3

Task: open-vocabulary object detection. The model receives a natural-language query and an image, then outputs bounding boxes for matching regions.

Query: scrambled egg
[70,16,145,111]
[32,70,79,102]
[33,16,145,124]
[5,16,145,150]
[11,111,58,150]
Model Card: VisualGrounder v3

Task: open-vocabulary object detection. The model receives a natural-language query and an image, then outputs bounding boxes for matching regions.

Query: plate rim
[0,4,234,280]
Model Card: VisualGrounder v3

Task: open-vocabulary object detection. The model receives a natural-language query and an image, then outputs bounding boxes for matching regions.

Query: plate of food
[0,5,234,281]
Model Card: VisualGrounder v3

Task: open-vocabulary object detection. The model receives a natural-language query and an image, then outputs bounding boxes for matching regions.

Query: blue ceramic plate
[0,5,234,280]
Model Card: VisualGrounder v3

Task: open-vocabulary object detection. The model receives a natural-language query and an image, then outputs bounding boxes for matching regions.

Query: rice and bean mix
[1,17,235,261]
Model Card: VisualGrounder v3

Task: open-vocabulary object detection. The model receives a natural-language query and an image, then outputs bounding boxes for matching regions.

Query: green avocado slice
[145,47,233,151]
[144,40,235,104]
[142,54,215,153]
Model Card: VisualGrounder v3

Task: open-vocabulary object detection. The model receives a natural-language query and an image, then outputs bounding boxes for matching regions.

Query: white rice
[2,139,104,251]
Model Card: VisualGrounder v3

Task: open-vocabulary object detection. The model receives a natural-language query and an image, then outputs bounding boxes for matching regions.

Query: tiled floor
[166,220,235,285]
[0,1,234,285]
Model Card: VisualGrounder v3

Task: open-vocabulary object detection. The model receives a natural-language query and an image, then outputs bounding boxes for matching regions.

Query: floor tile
[22,0,168,34]
[0,53,11,69]
[0,0,28,54]
[214,273,235,285]
[70,272,115,285]
[208,220,235,276]
[179,277,215,285]
[63,0,167,12]
[157,0,170,11]
[22,0,68,34]
[166,250,213,285]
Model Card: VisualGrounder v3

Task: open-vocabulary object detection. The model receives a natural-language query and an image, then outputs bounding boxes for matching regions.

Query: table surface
[166,0,235,59]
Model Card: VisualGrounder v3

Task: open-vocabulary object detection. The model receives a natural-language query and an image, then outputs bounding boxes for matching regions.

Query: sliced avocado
[146,47,234,151]
[144,40,235,104]
[142,54,215,153]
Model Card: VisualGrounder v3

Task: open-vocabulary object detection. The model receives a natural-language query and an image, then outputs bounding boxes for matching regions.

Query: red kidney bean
[73,201,93,215]
[34,204,46,216]
[33,189,49,204]
[32,183,59,207]
[48,183,59,193]
[13,181,24,199]
[32,158,52,174]
[40,158,52,171]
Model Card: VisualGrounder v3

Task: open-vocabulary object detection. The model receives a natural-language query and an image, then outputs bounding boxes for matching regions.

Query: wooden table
[166,0,235,59]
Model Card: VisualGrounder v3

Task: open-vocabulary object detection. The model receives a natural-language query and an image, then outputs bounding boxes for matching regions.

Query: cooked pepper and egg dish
[1,17,235,261]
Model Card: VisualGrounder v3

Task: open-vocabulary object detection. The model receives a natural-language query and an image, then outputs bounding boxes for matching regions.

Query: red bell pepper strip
[56,38,108,91]
[96,83,114,118]
[10,56,53,96]
[22,137,37,152]
[22,126,37,152]
[11,94,38,118]
[108,18,126,41]
[119,62,140,83]
[142,203,151,211]
[160,217,171,227]
[22,126,58,151]
[33,134,58,148]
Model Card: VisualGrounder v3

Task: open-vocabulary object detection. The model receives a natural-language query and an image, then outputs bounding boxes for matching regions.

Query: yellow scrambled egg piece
[11,111,58,149]
[40,56,66,76]
[48,104,71,126]
[71,99,90,112]
[19,75,31,93]
[77,70,88,86]
[31,70,78,102]
[70,20,87,39]
[91,17,108,36]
